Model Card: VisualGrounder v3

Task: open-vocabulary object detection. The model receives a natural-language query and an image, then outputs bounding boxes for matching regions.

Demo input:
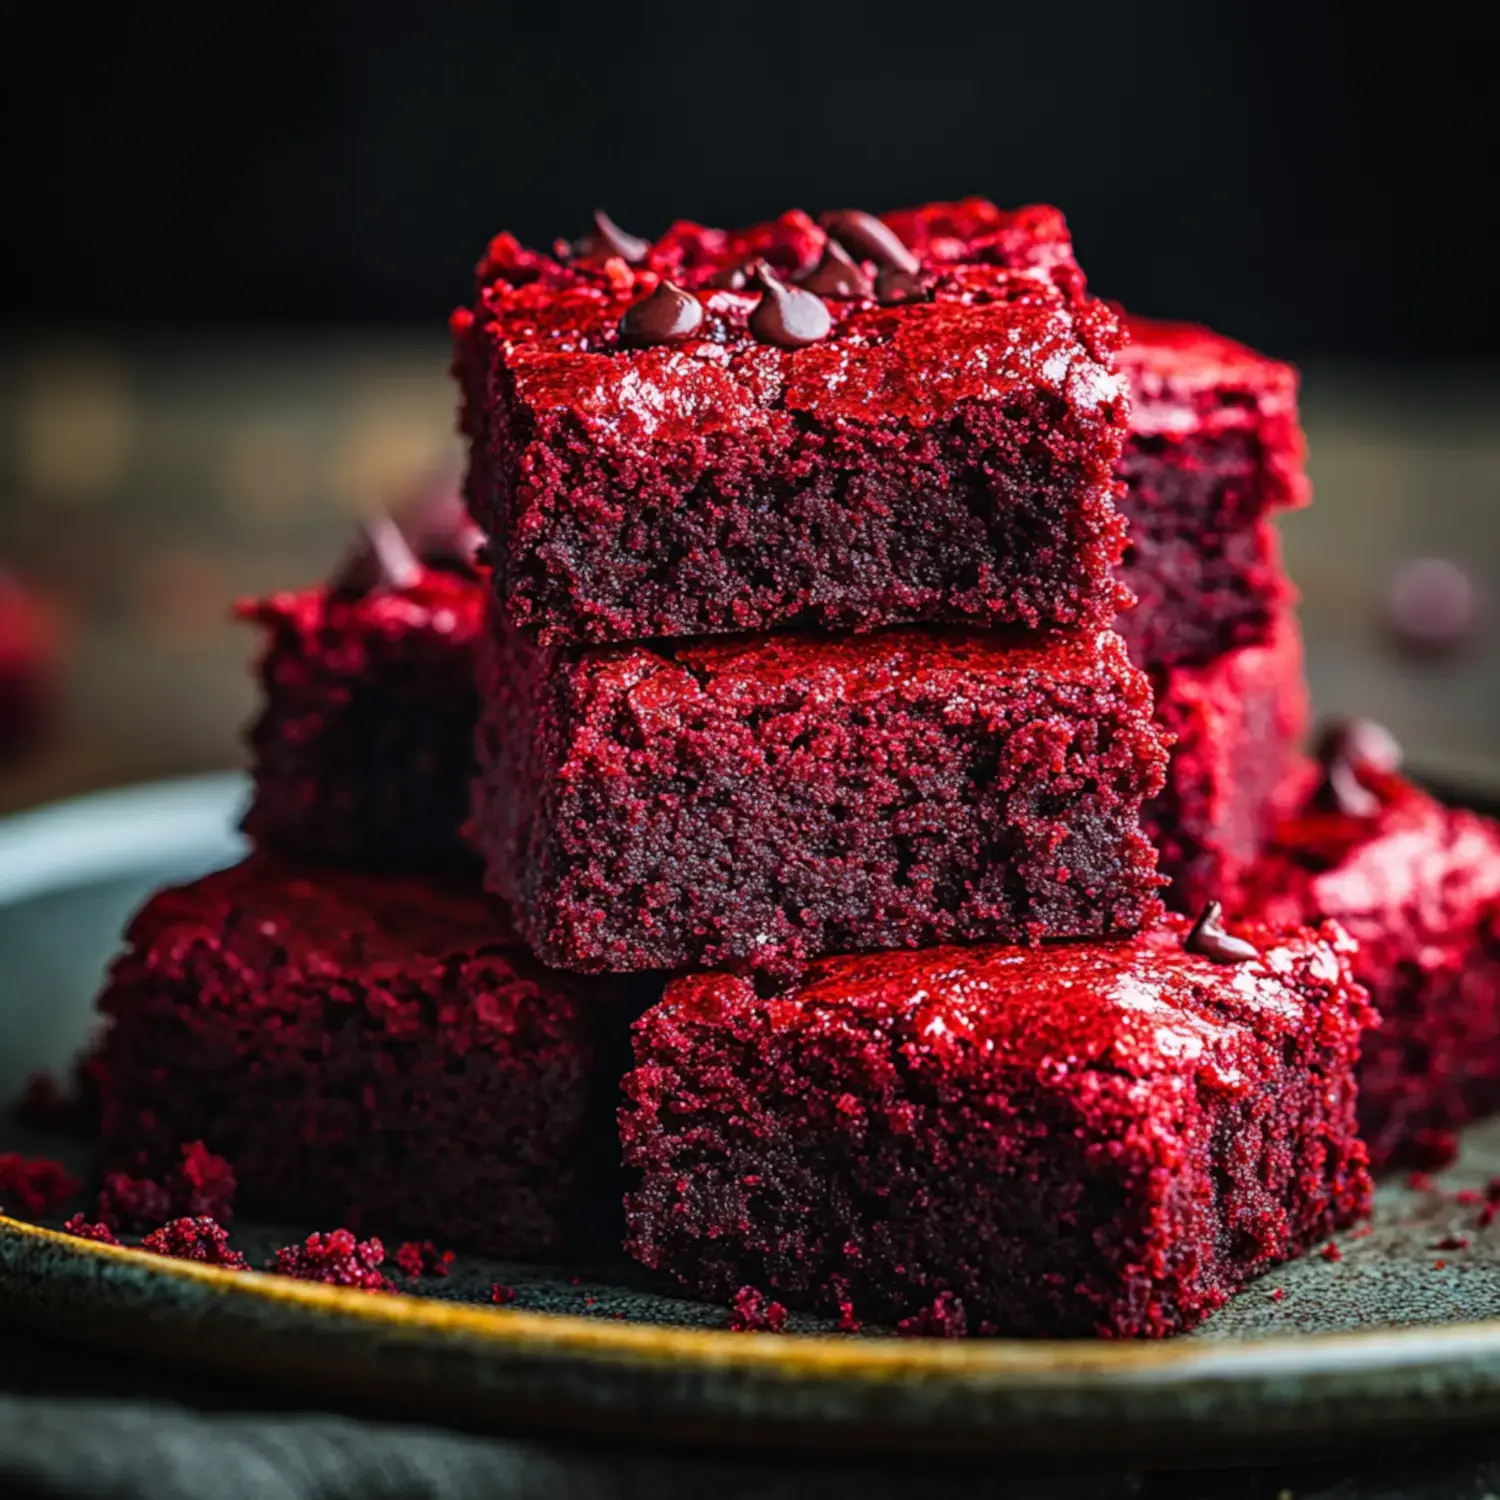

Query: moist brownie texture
[1145,613,1310,912]
[94,856,635,1257]
[1115,316,1308,670]
[621,916,1373,1337]
[1243,772,1500,1172]
[471,614,1168,973]
[238,554,485,869]
[453,201,1133,646]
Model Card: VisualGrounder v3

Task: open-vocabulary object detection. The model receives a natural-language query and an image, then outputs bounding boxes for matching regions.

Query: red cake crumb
[141,1216,249,1270]
[836,1302,862,1334]
[728,1287,788,1333]
[1434,1261,1448,1271]
[456,202,1133,647]
[1457,1189,1483,1207]
[1408,1172,1436,1193]
[622,915,1371,1337]
[1114,317,1308,673]
[270,1229,392,1292]
[97,1172,173,1230]
[1434,1235,1470,1251]
[897,1292,969,1340]
[0,1153,80,1216]
[172,1142,237,1224]
[475,615,1167,973]
[96,1142,237,1230]
[1145,614,1309,913]
[1242,765,1500,1170]
[394,1240,455,1279]
[490,1284,516,1305]
[95,856,635,1257]
[1268,1288,1286,1302]
[238,520,485,870]
[1322,1242,1343,1263]
[62,1214,119,1245]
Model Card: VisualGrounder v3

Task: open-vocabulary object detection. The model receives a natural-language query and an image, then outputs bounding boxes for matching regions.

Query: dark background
[2,5,1495,358]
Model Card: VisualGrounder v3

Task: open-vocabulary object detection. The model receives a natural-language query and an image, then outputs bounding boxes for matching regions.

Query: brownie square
[621,915,1373,1337]
[453,201,1133,646]
[1243,772,1500,1172]
[1115,316,1309,670]
[94,856,637,1257]
[1145,612,1310,912]
[470,611,1167,973]
[238,561,484,869]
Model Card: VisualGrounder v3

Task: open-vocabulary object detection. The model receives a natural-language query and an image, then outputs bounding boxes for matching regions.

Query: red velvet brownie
[453,202,1133,646]
[621,915,1373,1337]
[1242,730,1500,1171]
[471,615,1168,973]
[238,513,485,869]
[94,855,634,1257]
[1115,317,1308,670]
[1145,613,1311,913]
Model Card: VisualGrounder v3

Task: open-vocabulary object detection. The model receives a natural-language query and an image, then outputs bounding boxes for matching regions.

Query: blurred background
[0,4,1495,813]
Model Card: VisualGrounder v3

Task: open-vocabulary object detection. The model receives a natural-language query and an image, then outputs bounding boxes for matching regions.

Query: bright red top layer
[235,565,485,650]
[1118,315,1304,444]
[123,854,510,971]
[660,914,1366,1096]
[458,202,1125,446]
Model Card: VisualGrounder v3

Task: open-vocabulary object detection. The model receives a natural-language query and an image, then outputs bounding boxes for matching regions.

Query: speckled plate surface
[6,775,1500,1464]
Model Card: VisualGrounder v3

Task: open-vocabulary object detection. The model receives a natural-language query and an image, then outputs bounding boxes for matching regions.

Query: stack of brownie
[87,199,1500,1337]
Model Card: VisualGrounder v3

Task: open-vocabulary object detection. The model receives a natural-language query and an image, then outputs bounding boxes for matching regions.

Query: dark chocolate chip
[618,281,705,347]
[1314,717,1403,818]
[748,263,831,349]
[1184,901,1259,965]
[875,266,928,305]
[706,263,749,291]
[818,209,920,275]
[402,485,484,576]
[799,241,873,300]
[330,516,423,596]
[577,209,650,265]
[1383,556,1480,657]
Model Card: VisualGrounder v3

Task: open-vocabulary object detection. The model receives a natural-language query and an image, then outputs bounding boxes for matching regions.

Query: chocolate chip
[618,281,705,347]
[748,263,831,349]
[1383,556,1480,657]
[818,209,920,275]
[875,266,928,305]
[330,516,423,596]
[799,242,873,300]
[1184,901,1259,965]
[706,263,749,291]
[576,209,650,266]
[403,486,484,576]
[1314,717,1402,818]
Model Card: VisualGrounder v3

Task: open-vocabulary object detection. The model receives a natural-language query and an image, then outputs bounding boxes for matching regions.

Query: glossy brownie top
[122,855,514,971]
[657,913,1365,1093]
[1118,315,1302,438]
[454,201,1127,440]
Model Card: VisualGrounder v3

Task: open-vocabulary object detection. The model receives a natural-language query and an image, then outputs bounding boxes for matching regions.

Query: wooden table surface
[0,336,1496,815]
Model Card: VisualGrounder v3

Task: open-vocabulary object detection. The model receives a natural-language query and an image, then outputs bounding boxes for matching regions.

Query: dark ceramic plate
[5,773,1500,1465]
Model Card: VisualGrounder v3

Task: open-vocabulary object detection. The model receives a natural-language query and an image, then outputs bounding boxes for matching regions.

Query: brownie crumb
[0,1153,81,1216]
[1407,1172,1435,1193]
[836,1301,862,1334]
[97,1171,173,1231]
[1480,1204,1497,1229]
[1434,1234,1471,1251]
[395,1240,455,1279]
[1321,1242,1343,1263]
[1268,1288,1286,1302]
[490,1284,516,1306]
[1350,1226,1373,1239]
[172,1142,237,1224]
[728,1286,788,1333]
[897,1291,969,1339]
[270,1230,392,1292]
[141,1216,249,1269]
[1457,1189,1483,1207]
[1434,1260,1449,1271]
[62,1214,119,1245]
